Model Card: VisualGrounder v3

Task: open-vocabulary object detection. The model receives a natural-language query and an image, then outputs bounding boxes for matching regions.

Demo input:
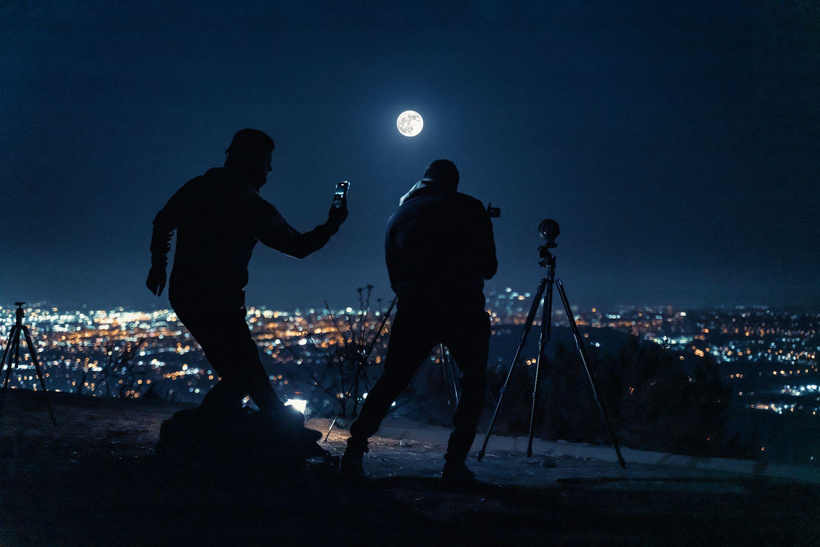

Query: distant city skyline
[2,2,818,310]
[4,300,817,424]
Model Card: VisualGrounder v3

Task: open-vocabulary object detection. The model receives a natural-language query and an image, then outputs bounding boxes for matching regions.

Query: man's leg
[442,309,491,465]
[173,300,281,414]
[220,306,282,412]
[173,303,245,413]
[173,299,320,450]
[344,306,435,468]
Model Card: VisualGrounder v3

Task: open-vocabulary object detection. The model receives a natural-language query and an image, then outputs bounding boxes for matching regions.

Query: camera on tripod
[478,217,626,468]
[486,203,501,218]
[538,218,559,249]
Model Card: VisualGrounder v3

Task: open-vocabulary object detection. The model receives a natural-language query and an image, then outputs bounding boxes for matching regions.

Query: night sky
[2,1,818,311]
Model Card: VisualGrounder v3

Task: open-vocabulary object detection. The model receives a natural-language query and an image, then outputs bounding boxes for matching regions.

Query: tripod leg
[325,296,397,441]
[446,346,460,407]
[556,279,626,469]
[1,326,18,388]
[439,345,452,409]
[0,326,19,417]
[5,326,22,389]
[359,366,380,414]
[13,325,22,386]
[351,362,365,418]
[440,344,460,409]
[324,412,341,442]
[361,295,397,360]
[22,326,57,426]
[1,326,17,374]
[352,354,379,419]
[477,278,547,462]
[527,271,554,457]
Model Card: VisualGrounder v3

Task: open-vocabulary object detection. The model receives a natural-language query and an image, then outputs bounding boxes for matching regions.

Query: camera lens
[538,219,560,240]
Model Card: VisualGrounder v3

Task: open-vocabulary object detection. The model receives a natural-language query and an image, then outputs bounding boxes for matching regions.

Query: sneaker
[441,461,477,484]
[341,446,366,479]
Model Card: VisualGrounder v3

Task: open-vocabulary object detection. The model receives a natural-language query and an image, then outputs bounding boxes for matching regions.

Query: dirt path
[1,390,817,545]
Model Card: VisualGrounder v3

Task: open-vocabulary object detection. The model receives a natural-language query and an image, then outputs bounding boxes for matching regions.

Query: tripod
[324,295,397,440]
[477,234,625,468]
[439,344,460,410]
[0,302,57,426]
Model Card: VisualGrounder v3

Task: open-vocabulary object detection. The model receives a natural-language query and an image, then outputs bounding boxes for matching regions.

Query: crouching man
[342,159,497,483]
[146,129,347,453]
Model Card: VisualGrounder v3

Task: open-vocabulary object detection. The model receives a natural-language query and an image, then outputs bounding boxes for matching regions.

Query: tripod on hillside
[439,343,460,410]
[0,302,57,426]
[477,220,625,468]
[324,295,398,440]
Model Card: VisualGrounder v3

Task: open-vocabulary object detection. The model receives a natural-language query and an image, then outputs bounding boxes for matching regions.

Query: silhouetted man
[342,159,497,483]
[146,128,347,441]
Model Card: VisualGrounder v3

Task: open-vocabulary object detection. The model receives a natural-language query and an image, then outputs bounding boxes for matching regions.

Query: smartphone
[333,181,350,208]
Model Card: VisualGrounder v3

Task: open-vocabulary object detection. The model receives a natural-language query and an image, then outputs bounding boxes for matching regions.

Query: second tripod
[477,220,625,468]
[1,302,57,426]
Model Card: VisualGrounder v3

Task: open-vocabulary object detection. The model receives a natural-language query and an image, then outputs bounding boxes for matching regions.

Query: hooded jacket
[386,182,497,305]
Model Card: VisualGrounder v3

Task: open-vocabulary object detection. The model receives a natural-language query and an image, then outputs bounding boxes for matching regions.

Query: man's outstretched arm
[254,199,348,259]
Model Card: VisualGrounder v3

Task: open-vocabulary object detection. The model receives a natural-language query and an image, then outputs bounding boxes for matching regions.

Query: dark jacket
[386,183,497,305]
[150,167,333,302]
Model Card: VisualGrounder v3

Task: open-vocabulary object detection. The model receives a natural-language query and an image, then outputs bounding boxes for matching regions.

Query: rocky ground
[1,389,818,546]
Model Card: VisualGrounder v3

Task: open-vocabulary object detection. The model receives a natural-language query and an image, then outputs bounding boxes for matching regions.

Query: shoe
[341,445,366,479]
[441,461,477,484]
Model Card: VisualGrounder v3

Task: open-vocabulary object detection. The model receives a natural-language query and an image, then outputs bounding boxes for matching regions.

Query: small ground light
[285,398,308,414]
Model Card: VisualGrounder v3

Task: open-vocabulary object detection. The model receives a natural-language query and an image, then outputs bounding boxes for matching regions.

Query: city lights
[0,301,817,417]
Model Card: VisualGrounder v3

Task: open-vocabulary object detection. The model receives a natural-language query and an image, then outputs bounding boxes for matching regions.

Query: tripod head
[14,302,25,324]
[537,219,559,268]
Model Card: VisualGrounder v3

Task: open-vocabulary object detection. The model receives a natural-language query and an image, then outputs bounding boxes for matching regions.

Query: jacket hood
[399,180,457,206]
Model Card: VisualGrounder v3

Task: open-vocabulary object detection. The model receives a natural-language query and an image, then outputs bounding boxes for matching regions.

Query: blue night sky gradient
[1,1,818,310]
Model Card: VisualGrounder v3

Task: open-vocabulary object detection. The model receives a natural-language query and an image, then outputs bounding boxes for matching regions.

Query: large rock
[156,407,331,470]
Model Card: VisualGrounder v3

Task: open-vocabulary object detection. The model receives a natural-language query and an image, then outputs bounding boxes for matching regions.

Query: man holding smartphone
[342,159,497,483]
[146,128,347,450]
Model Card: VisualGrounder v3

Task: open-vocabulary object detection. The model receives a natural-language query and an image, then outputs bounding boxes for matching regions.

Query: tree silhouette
[268,285,393,419]
[96,339,151,398]
[487,335,732,457]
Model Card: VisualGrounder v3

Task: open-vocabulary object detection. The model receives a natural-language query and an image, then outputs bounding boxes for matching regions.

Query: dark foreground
[1,390,818,546]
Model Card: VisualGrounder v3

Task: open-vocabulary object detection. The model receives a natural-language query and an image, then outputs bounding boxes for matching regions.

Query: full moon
[397,110,423,137]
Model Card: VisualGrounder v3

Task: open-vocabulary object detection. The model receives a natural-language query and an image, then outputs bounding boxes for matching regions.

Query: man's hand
[146,266,167,296]
[325,200,349,234]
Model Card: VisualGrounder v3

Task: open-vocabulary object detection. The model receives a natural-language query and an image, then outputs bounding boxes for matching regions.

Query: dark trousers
[349,299,491,463]
[171,292,280,413]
